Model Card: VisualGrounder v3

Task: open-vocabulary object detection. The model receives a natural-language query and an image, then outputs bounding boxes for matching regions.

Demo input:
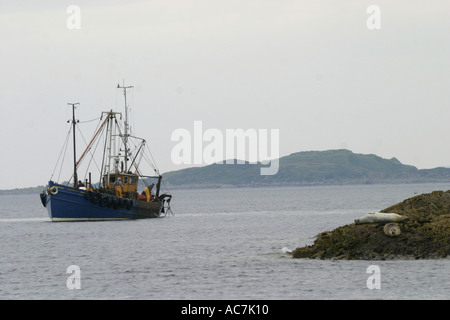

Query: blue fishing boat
[40,83,172,221]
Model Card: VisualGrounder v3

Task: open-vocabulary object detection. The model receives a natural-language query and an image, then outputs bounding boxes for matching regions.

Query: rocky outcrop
[292,190,450,260]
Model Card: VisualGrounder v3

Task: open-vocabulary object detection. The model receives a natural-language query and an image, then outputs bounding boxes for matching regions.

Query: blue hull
[41,181,162,221]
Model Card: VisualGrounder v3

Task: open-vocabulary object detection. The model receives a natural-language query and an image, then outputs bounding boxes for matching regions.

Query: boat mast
[117,82,133,172]
[68,102,80,187]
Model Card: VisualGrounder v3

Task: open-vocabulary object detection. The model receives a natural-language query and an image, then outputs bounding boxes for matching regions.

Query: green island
[162,149,450,188]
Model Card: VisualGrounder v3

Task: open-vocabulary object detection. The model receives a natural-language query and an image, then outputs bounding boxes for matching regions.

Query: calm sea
[0,183,449,300]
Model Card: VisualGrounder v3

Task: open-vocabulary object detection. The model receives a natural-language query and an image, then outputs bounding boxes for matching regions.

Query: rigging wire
[59,129,72,184]
[76,123,106,183]
[146,151,173,200]
[78,117,100,124]
[142,144,160,175]
[140,142,173,198]
[50,125,72,182]
[76,125,102,176]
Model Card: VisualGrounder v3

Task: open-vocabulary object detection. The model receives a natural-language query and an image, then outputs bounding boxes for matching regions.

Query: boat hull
[42,181,162,221]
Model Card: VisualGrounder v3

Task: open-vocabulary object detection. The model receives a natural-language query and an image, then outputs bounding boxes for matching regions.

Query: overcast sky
[1,0,449,189]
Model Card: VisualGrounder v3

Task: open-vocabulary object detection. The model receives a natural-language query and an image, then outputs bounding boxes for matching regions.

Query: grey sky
[0,0,449,189]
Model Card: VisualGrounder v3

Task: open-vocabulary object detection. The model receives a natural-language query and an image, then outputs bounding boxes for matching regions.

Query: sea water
[0,183,448,299]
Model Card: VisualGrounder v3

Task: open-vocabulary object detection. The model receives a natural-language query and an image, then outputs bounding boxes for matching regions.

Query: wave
[0,217,48,223]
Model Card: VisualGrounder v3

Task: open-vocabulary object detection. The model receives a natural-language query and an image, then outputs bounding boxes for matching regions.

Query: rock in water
[292,190,450,260]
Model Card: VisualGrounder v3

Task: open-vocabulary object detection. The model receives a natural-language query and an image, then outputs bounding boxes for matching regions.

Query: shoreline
[3,180,450,195]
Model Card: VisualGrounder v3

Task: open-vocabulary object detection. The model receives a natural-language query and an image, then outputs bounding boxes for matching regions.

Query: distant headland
[3,149,450,194]
[0,186,46,195]
[161,149,450,188]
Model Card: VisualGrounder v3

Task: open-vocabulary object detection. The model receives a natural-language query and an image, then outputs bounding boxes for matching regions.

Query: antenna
[117,81,133,172]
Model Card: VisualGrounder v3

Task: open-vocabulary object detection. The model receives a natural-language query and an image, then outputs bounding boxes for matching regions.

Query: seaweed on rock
[292,191,450,260]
